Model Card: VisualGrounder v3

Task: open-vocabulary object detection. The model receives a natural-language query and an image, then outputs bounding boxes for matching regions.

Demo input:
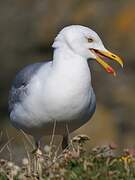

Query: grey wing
[88,88,96,119]
[8,85,27,113]
[8,62,46,113]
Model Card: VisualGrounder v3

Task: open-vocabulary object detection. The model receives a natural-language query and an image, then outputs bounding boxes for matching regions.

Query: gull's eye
[88,38,93,43]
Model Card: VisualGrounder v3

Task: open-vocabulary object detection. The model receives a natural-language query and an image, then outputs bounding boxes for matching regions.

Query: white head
[52,25,123,76]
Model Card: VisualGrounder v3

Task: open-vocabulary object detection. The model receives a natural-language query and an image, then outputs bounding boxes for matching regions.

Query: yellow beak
[91,49,124,76]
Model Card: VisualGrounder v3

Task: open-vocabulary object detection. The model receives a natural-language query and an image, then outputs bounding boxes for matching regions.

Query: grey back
[8,62,45,113]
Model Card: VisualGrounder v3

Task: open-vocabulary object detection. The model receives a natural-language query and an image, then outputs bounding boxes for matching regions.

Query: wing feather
[8,62,45,113]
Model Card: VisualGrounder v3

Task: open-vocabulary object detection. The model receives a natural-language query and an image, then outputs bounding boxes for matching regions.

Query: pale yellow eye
[88,38,93,43]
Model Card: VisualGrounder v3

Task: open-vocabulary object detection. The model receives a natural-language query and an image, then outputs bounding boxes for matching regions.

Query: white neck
[52,46,91,82]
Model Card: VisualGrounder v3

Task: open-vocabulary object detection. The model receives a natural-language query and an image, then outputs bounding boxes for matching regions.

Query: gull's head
[52,25,123,76]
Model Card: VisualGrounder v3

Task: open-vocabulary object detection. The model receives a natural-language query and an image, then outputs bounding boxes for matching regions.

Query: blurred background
[0,0,135,161]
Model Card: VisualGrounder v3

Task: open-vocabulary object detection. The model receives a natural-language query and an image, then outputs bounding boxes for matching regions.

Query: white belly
[11,57,93,136]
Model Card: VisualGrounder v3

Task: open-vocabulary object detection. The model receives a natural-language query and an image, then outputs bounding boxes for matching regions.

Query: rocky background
[0,0,135,159]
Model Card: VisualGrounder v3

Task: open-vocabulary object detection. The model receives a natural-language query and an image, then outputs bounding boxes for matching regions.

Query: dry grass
[0,134,135,180]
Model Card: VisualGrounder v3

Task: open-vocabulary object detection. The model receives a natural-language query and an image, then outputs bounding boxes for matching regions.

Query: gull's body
[9,57,95,138]
[8,25,123,149]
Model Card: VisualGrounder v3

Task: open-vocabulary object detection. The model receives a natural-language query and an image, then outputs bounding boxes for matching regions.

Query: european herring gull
[8,25,123,150]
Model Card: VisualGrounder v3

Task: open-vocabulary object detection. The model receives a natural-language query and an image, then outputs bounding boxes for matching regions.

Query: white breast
[27,56,91,119]
[11,48,92,136]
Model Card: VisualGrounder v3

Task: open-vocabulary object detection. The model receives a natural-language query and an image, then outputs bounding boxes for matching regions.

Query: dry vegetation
[0,1,135,179]
[0,135,135,180]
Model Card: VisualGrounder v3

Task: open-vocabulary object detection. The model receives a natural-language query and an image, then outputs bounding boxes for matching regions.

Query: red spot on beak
[107,67,113,73]
[106,67,116,76]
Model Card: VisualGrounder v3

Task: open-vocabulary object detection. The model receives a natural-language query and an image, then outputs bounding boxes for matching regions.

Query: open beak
[91,49,124,76]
